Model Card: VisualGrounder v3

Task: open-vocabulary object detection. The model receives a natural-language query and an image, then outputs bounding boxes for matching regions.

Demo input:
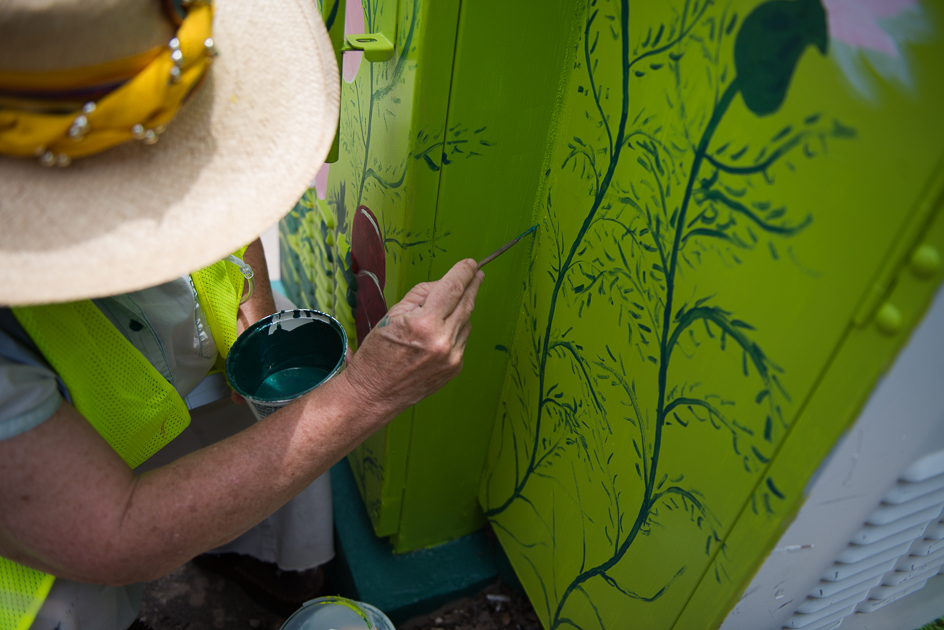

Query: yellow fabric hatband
[0,4,214,164]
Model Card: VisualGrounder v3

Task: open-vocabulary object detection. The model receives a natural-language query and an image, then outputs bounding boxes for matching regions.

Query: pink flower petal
[343,0,365,83]
[313,163,330,200]
[822,0,917,57]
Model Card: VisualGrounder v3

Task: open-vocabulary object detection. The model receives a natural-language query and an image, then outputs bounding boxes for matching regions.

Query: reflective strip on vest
[0,247,247,629]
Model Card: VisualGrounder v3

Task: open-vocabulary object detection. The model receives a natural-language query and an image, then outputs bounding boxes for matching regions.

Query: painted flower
[351,205,388,346]
[821,0,932,100]
[343,0,365,83]
[313,163,330,200]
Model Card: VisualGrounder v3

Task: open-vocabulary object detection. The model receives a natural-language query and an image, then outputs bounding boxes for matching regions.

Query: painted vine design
[481,0,853,627]
[285,0,499,515]
[337,0,419,513]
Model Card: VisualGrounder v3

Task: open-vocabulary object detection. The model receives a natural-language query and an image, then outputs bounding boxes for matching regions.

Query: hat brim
[0,0,339,306]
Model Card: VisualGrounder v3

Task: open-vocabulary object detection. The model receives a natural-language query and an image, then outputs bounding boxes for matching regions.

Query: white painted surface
[721,283,944,630]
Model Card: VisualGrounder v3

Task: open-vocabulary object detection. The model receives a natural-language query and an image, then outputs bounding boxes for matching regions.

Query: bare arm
[236,237,277,335]
[0,259,484,586]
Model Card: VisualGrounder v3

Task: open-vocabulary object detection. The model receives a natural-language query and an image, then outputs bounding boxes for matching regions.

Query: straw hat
[0,0,339,306]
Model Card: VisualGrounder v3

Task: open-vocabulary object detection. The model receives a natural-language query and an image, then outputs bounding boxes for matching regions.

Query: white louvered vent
[784,449,944,630]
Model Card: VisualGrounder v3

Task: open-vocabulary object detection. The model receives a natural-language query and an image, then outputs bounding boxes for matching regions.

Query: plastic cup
[280,597,395,630]
[225,309,347,420]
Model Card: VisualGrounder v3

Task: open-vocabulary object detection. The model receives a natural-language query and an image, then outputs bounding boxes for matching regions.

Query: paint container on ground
[280,596,394,630]
[226,309,347,421]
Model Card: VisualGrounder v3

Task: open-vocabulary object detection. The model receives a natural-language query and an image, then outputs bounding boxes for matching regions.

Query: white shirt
[0,277,220,440]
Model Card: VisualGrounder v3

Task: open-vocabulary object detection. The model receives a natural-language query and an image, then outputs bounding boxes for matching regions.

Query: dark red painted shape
[351,205,388,346]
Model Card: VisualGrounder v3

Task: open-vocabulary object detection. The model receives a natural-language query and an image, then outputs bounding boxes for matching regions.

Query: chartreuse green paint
[282,0,574,552]
[282,0,464,538]
[390,0,577,553]
[282,1,944,628]
[476,1,944,629]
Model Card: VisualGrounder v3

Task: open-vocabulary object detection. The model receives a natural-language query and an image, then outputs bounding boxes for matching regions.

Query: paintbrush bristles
[477,225,538,268]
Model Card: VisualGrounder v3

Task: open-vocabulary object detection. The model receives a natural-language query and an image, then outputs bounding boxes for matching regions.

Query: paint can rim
[225,308,348,405]
[279,596,394,630]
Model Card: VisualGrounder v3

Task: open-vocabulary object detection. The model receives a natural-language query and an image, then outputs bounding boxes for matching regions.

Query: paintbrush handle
[477,225,538,269]
[478,237,521,268]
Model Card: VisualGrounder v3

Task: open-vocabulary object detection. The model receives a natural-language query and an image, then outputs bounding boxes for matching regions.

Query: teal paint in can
[226,309,347,420]
[280,596,394,630]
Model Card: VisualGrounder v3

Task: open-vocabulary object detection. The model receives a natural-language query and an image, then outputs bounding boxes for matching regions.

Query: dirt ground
[138,561,287,630]
[138,561,540,630]
[399,582,541,630]
[136,563,944,630]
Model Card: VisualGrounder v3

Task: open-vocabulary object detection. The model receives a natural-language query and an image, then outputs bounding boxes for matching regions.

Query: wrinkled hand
[342,258,484,417]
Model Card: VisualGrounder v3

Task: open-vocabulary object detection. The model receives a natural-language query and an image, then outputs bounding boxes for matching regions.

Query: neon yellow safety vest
[0,249,248,630]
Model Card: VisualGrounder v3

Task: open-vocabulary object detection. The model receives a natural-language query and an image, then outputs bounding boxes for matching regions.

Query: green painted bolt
[910,244,941,278]
[876,303,903,336]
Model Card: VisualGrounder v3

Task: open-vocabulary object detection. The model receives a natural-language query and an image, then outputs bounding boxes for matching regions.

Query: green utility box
[281,0,574,552]
[282,0,944,628]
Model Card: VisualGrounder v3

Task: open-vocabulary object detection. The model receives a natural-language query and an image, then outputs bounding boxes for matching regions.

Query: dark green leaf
[766,478,785,499]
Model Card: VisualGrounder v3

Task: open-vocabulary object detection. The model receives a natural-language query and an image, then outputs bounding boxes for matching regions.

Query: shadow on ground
[138,561,286,630]
[139,563,540,630]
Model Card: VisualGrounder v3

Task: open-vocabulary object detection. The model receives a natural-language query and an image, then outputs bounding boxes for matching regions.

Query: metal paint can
[225,309,347,421]
[279,596,395,630]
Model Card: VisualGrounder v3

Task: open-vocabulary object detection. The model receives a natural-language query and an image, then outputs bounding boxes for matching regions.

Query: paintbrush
[478,225,539,269]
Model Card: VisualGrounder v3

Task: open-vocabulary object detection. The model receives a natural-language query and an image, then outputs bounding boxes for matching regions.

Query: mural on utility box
[280,0,428,520]
[281,0,495,526]
[473,0,915,627]
[281,0,937,609]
